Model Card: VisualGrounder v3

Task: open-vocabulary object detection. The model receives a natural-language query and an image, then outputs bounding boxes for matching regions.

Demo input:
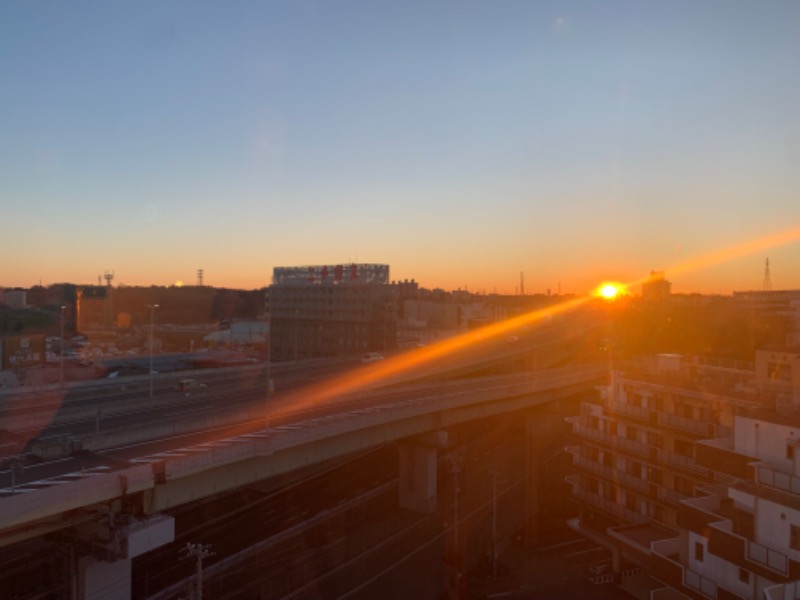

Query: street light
[59,305,66,387]
[147,304,159,398]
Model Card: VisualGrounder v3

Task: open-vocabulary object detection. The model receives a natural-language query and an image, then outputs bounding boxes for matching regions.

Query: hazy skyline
[2,1,799,294]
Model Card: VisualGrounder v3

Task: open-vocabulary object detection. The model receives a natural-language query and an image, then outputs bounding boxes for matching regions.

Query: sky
[1,1,799,295]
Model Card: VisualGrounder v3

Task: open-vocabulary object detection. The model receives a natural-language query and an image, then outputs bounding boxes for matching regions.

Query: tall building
[266,263,397,360]
[565,352,800,598]
[642,271,672,302]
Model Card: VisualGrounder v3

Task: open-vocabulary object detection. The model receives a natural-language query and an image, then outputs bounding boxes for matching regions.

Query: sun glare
[595,282,625,300]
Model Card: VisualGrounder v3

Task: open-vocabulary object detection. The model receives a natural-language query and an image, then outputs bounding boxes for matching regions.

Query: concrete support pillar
[73,514,175,600]
[524,410,561,545]
[398,431,447,514]
[77,556,132,600]
[524,415,540,546]
[611,546,622,574]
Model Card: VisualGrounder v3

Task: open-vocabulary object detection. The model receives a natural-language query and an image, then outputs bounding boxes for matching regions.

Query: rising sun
[595,282,626,300]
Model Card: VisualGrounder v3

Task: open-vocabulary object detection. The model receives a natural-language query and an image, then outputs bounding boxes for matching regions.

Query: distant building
[641,271,671,301]
[566,352,800,598]
[733,289,800,315]
[402,300,462,329]
[267,263,397,360]
[204,321,268,346]
[755,347,800,405]
[0,289,27,309]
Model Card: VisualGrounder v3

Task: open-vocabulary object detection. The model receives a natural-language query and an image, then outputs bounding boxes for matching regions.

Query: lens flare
[259,225,800,426]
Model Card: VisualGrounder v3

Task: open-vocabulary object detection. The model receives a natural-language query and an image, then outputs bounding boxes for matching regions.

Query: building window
[694,541,704,562]
[790,525,800,550]
[738,568,750,584]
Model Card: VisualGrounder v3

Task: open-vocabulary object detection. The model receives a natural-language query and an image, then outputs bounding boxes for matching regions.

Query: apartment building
[566,352,800,599]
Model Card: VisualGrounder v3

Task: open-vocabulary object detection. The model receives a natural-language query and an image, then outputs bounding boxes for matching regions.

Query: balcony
[656,485,688,504]
[566,447,649,492]
[651,537,718,599]
[608,399,651,421]
[748,539,789,575]
[710,522,800,579]
[764,580,800,600]
[756,463,800,496]
[569,421,650,456]
[566,476,648,525]
[658,411,710,436]
[657,447,709,476]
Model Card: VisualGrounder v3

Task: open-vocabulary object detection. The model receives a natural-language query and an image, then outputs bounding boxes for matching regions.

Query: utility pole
[293,309,299,361]
[59,305,66,387]
[265,309,273,435]
[488,469,500,577]
[181,543,213,600]
[266,311,272,397]
[446,452,464,599]
[146,304,159,398]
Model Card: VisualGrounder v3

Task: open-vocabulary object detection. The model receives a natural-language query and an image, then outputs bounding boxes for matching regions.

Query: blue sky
[2,1,799,293]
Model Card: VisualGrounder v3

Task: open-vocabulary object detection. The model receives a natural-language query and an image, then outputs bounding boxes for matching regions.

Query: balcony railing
[657,448,709,476]
[656,485,688,504]
[570,487,648,524]
[570,422,650,456]
[608,400,650,421]
[748,540,789,575]
[684,568,718,598]
[569,454,649,492]
[658,412,710,436]
[757,464,800,496]
[763,580,800,600]
[651,536,717,599]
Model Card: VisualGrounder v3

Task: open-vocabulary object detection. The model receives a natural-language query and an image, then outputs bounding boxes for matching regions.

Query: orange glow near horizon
[625,226,800,291]
[260,224,800,424]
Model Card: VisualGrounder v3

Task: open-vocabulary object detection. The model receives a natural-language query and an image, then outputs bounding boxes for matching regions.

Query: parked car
[360,352,384,363]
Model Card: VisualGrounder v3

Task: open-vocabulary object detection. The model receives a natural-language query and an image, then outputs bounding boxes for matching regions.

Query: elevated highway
[0,363,605,546]
[0,308,609,598]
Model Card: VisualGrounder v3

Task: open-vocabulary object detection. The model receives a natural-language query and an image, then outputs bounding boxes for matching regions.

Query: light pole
[59,305,66,387]
[147,304,159,398]
[266,311,272,397]
[293,309,299,361]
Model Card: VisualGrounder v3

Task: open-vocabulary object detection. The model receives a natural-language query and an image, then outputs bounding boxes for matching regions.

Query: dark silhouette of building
[267,263,397,360]
[641,270,671,302]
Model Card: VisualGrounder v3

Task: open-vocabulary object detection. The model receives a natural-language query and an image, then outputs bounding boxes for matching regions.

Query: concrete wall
[735,416,800,477]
